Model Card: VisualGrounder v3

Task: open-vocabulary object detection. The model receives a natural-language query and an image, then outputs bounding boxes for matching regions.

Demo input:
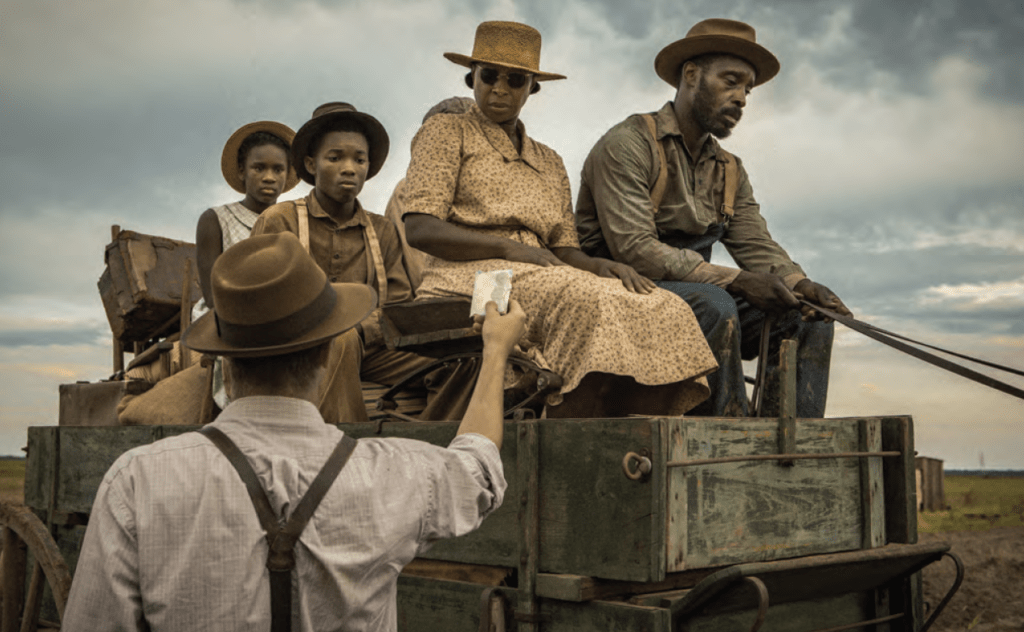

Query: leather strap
[720,150,737,218]
[295,200,311,251]
[799,300,1024,400]
[642,114,668,215]
[641,114,739,220]
[198,426,359,632]
[358,207,390,305]
[294,198,389,304]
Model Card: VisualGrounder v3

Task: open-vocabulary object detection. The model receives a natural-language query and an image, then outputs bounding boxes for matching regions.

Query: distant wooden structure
[915,456,945,512]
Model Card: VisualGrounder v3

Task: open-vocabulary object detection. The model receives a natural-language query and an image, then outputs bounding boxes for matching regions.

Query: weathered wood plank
[860,418,886,549]
[56,427,160,514]
[666,418,688,573]
[24,427,56,512]
[777,340,798,466]
[880,417,917,544]
[397,575,673,632]
[678,592,873,632]
[517,419,540,631]
[670,419,867,571]
[535,568,715,603]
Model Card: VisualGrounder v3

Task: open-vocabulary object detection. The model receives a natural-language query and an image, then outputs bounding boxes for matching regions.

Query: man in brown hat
[64,232,526,631]
[252,103,473,423]
[576,18,852,418]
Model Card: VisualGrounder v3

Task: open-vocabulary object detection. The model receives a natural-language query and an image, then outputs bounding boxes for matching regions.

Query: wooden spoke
[0,502,71,632]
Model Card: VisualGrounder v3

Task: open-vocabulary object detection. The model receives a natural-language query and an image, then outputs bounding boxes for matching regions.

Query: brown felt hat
[291,102,390,185]
[220,121,300,194]
[655,18,780,88]
[444,21,566,81]
[182,232,376,358]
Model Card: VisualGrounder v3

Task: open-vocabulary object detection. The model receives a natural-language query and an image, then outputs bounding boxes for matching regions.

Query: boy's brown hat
[291,102,390,185]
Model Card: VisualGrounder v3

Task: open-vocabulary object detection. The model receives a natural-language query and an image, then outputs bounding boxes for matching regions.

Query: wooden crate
[25,416,915,584]
[58,381,152,427]
[97,229,201,344]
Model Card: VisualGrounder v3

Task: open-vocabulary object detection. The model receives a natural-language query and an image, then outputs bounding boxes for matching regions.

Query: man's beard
[693,76,742,139]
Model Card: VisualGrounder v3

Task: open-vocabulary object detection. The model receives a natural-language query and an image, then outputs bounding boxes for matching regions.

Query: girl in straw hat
[196,121,300,311]
[401,21,717,417]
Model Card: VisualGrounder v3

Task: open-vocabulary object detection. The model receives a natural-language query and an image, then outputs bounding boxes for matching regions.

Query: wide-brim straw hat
[183,232,376,358]
[220,121,300,194]
[444,20,566,81]
[655,18,780,88]
[291,102,390,185]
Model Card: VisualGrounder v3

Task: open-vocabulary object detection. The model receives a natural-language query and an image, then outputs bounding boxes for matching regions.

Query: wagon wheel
[0,502,71,632]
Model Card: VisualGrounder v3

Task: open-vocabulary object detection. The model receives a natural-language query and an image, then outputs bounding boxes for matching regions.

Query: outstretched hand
[793,279,852,323]
[472,299,527,356]
[591,259,656,294]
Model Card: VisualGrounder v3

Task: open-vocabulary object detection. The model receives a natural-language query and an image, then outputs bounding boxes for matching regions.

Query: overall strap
[719,149,738,218]
[198,426,359,632]
[293,199,311,251]
[357,208,389,304]
[641,114,668,215]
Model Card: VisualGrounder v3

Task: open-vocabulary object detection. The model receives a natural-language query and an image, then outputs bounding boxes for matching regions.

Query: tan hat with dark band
[220,121,300,194]
[183,232,376,358]
[655,18,780,88]
[444,20,566,81]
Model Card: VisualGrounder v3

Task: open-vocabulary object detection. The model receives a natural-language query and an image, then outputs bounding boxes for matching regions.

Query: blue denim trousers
[655,280,834,417]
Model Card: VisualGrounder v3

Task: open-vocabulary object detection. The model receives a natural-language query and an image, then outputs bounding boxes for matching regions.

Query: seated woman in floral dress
[401,21,717,417]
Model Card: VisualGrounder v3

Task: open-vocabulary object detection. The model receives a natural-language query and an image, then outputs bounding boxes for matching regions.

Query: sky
[2,0,1022,466]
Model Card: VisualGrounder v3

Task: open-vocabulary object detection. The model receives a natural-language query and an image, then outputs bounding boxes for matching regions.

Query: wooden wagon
[3,408,963,631]
[0,229,964,631]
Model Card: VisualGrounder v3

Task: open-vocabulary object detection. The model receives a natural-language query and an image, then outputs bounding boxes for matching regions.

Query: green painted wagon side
[25,415,916,585]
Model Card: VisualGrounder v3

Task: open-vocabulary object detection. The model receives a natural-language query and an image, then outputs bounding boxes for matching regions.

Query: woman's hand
[591,259,656,294]
[503,241,567,267]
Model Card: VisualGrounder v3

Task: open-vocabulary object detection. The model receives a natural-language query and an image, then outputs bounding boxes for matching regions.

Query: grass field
[918,474,1024,533]
[0,459,25,504]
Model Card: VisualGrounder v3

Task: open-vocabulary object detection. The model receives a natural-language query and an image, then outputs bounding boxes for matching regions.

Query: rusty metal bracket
[477,587,507,632]
[920,551,965,632]
[744,576,770,632]
[622,451,653,481]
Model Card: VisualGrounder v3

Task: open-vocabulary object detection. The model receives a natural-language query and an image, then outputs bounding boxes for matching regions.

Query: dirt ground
[920,527,1024,632]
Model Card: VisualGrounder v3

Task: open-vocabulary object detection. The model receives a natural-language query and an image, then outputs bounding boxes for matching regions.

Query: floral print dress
[399,104,716,413]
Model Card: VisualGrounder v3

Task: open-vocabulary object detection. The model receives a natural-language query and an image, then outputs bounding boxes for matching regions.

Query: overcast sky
[2,0,1022,467]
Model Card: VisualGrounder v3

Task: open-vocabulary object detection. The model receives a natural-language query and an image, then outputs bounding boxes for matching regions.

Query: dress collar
[469,103,546,173]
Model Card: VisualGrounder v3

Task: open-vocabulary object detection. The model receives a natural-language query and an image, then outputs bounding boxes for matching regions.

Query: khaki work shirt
[576,101,806,288]
[252,193,413,345]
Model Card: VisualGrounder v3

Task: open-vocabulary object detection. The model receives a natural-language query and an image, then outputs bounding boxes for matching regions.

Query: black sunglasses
[479,67,531,89]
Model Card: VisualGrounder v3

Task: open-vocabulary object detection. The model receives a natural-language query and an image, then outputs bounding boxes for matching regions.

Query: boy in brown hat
[65,232,526,631]
[252,103,471,423]
[576,19,852,418]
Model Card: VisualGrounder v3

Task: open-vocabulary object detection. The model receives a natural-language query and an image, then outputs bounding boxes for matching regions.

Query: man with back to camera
[62,232,526,631]
[576,18,852,417]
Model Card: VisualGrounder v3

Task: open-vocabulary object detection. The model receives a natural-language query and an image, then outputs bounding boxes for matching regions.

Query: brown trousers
[317,328,477,424]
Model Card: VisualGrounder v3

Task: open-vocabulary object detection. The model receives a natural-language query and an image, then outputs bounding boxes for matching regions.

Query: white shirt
[62,396,505,631]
